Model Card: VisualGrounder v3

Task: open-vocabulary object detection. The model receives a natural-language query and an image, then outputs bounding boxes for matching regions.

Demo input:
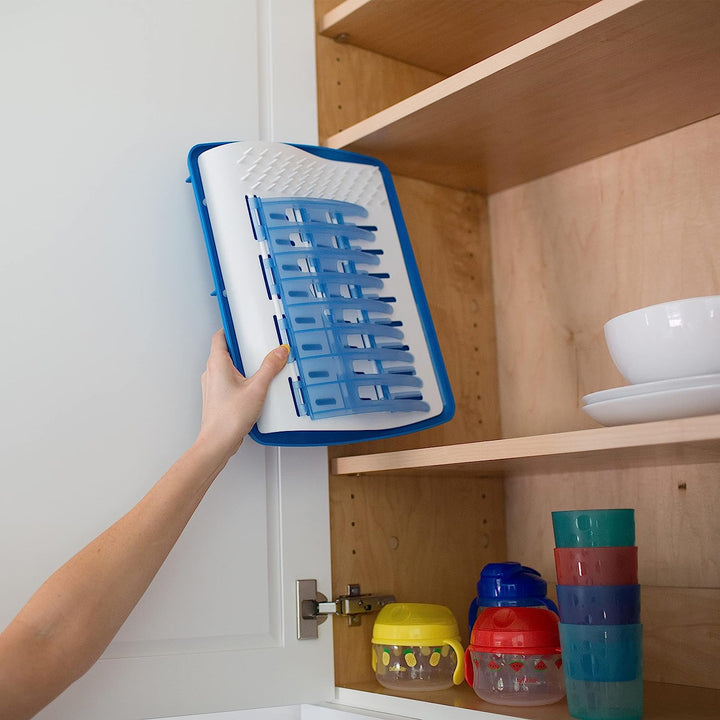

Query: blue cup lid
[477,562,548,601]
[469,562,558,633]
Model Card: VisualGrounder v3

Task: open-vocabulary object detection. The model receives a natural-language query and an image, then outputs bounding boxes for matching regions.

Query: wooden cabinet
[315,1,720,718]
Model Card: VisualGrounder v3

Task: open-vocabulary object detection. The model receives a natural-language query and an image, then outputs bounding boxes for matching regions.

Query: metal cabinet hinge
[296,579,395,639]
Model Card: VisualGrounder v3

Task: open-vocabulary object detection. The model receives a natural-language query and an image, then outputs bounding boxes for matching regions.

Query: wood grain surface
[326,0,720,193]
[319,0,600,75]
[329,472,506,686]
[317,0,720,698]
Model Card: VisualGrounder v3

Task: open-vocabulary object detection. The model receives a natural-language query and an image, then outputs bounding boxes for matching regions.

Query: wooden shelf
[324,0,720,193]
[318,0,720,706]
[337,680,720,720]
[331,414,720,476]
[319,0,600,76]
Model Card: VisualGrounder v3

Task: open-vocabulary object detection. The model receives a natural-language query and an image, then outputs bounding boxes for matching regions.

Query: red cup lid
[468,607,561,654]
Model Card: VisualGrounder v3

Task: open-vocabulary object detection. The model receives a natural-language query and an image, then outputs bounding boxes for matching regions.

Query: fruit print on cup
[464,607,566,706]
[371,603,465,691]
[372,644,461,690]
[467,652,565,706]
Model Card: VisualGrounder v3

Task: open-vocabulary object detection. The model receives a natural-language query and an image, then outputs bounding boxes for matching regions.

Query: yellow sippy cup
[371,603,464,691]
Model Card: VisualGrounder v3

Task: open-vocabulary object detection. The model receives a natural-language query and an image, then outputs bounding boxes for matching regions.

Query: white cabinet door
[0,1,333,718]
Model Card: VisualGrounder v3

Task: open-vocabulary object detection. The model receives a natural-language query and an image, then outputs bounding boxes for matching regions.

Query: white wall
[0,0,263,617]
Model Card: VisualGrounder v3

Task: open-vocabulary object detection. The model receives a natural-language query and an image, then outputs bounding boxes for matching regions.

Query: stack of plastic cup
[552,509,642,720]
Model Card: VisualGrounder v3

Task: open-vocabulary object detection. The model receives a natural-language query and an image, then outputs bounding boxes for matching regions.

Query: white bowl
[604,295,720,384]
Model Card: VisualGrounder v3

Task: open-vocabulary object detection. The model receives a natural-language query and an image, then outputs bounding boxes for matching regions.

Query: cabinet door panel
[0,1,331,718]
[39,447,333,719]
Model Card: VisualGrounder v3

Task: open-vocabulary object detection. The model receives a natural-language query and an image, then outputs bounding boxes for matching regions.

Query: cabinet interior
[315,1,720,716]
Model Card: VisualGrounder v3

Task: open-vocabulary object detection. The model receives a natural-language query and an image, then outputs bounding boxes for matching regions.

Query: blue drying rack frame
[186,142,454,446]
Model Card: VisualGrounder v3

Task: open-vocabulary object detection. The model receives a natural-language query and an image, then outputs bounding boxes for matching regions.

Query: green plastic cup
[564,676,643,720]
[552,509,635,548]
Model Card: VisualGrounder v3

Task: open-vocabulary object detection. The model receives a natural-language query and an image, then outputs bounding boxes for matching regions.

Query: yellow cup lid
[372,603,461,645]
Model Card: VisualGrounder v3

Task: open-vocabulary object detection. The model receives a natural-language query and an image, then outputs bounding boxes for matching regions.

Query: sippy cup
[465,606,566,707]
[468,562,559,632]
[372,603,464,691]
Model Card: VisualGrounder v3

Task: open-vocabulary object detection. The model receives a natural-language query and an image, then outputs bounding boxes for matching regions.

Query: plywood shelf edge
[318,0,368,35]
[318,0,601,77]
[323,0,720,194]
[331,414,720,476]
[325,0,635,150]
[336,680,720,720]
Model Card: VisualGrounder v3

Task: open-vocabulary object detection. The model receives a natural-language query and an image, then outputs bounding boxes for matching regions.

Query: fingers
[247,344,289,391]
[197,334,290,455]
[206,329,288,393]
[207,329,245,377]
[208,329,229,360]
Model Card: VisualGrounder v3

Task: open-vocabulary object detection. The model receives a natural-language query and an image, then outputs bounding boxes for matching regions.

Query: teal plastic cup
[564,676,643,720]
[560,624,643,720]
[559,623,642,683]
[552,509,635,548]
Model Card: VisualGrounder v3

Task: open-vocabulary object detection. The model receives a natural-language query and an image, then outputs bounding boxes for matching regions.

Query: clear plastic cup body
[373,643,458,691]
[468,650,566,706]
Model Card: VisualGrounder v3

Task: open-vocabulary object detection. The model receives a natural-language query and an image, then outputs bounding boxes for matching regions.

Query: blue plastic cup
[557,585,641,625]
[552,509,635,548]
[559,623,642,682]
[564,676,643,720]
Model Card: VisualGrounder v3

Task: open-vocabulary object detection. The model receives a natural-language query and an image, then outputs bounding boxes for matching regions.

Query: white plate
[582,373,720,405]
[582,384,720,426]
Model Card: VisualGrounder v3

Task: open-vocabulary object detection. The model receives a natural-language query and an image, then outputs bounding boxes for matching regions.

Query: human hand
[196,330,289,460]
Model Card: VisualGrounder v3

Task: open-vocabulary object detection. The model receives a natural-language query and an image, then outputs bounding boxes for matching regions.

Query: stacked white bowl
[582,296,720,426]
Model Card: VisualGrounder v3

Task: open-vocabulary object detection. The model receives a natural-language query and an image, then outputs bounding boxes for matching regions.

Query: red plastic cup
[554,546,638,586]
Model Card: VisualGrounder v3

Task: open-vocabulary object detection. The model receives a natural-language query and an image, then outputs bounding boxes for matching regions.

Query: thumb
[247,344,289,392]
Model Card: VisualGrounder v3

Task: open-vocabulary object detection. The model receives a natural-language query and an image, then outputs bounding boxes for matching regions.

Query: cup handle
[371,645,377,672]
[464,646,473,686]
[446,638,465,685]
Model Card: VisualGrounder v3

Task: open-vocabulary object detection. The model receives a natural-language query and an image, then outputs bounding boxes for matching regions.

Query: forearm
[0,332,287,720]
[46,439,228,638]
[0,438,229,718]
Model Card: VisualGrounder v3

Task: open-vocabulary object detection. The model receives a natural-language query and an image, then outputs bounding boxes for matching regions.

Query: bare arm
[0,331,288,720]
